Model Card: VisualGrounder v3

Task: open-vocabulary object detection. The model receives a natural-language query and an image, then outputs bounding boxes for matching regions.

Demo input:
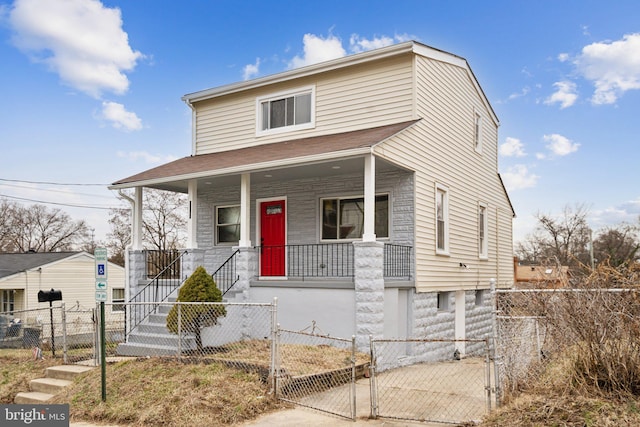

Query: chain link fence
[494,287,640,400]
[1,303,127,364]
[275,329,364,420]
[370,338,492,425]
[4,299,501,423]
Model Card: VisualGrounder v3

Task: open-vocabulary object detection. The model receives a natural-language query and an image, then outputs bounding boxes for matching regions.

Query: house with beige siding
[0,252,125,345]
[111,40,514,356]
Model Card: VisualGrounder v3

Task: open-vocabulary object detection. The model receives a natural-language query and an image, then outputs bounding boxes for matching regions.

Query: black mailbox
[38,289,62,303]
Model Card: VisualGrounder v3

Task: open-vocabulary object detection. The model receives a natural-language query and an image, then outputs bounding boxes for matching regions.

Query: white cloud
[544,81,578,109]
[501,164,539,191]
[590,198,640,229]
[243,58,260,81]
[288,33,346,69]
[349,33,412,53]
[8,0,142,98]
[116,151,177,164]
[100,101,142,131]
[287,32,415,70]
[574,33,640,105]
[500,137,527,157]
[543,133,580,156]
[506,86,530,101]
[557,53,570,62]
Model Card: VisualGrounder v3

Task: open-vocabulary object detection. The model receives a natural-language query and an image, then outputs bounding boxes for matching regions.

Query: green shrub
[166,266,226,350]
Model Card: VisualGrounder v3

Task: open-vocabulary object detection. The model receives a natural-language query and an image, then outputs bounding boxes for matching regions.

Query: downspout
[118,189,135,304]
[184,100,197,156]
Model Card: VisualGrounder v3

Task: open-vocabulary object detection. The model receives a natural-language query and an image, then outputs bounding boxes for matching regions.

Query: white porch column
[362,153,376,242]
[239,173,252,247]
[132,187,143,250]
[187,179,198,248]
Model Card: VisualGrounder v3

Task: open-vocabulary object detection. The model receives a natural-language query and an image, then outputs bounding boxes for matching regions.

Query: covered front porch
[111,122,418,348]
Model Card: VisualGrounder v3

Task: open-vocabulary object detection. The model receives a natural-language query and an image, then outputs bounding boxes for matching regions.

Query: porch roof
[110,120,419,191]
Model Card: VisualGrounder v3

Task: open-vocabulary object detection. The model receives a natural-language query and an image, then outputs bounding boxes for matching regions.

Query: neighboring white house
[0,251,125,314]
[110,40,515,355]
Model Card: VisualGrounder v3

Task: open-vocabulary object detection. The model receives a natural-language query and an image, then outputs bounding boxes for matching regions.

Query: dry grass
[480,394,640,427]
[0,349,61,404]
[52,358,288,426]
[1,340,367,426]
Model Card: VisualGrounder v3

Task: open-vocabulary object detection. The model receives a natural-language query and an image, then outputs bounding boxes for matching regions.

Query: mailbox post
[37,288,62,357]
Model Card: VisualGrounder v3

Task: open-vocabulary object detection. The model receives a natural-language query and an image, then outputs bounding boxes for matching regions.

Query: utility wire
[0,178,107,186]
[0,182,116,199]
[0,194,126,210]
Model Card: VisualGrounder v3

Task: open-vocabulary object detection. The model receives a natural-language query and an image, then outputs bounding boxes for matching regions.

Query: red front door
[260,200,286,276]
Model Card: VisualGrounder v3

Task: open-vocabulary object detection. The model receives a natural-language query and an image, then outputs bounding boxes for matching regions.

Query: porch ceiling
[109,120,419,193]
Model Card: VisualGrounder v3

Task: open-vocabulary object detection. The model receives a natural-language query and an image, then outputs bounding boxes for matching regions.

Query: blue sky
[0,0,639,245]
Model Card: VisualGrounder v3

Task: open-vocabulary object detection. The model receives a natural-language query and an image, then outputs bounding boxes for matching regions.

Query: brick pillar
[233,246,257,302]
[127,249,146,302]
[353,241,385,352]
[181,249,206,281]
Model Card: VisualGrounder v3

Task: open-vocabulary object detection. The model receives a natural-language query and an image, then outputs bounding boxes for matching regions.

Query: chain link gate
[274,328,362,420]
[370,338,493,425]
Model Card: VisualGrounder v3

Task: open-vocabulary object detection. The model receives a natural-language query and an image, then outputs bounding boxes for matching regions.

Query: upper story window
[474,111,483,153]
[321,194,389,240]
[478,202,488,259]
[436,184,449,254]
[257,86,315,136]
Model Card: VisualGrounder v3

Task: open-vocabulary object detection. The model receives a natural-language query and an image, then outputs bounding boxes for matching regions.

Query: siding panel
[194,55,414,155]
[374,55,513,291]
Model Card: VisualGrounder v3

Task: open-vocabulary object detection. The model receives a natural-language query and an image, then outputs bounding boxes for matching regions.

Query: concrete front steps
[116,291,241,357]
[116,300,198,357]
[14,365,94,404]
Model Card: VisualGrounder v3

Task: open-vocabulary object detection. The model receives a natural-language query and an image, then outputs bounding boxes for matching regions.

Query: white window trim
[474,109,483,153]
[319,193,390,242]
[111,288,125,312]
[256,85,316,137]
[437,291,451,312]
[215,204,241,246]
[1,290,15,313]
[478,202,489,260]
[435,184,449,255]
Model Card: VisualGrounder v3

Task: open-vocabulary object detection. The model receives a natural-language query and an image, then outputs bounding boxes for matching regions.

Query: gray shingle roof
[0,252,80,280]
[111,120,419,187]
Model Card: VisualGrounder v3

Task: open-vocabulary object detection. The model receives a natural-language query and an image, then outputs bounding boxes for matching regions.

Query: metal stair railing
[127,250,188,338]
[212,249,240,296]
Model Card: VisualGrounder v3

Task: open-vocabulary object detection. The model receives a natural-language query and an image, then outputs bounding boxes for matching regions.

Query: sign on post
[95,248,108,302]
[95,247,108,280]
[94,247,108,402]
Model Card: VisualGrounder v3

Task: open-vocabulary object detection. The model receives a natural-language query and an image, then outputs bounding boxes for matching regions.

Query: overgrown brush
[497,261,640,400]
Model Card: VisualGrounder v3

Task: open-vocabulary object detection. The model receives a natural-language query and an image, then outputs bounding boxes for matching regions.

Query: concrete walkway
[69,358,487,427]
[241,362,485,427]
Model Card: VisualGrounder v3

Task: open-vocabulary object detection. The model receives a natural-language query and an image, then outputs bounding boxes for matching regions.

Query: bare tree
[593,223,640,268]
[517,204,592,269]
[0,199,17,252]
[106,189,188,264]
[142,190,187,252]
[0,200,90,252]
[106,206,130,266]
